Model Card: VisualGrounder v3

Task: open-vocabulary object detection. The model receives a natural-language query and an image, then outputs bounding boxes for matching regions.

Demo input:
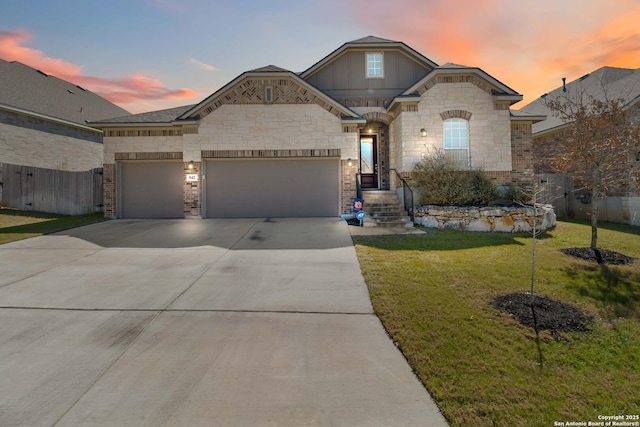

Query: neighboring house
[0,58,129,214]
[90,36,542,219]
[519,67,640,225]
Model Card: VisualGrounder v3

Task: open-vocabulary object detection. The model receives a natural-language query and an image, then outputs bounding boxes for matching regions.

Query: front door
[360,135,378,189]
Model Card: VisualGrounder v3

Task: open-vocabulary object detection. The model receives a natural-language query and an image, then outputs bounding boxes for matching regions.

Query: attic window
[366,53,384,78]
[264,86,273,103]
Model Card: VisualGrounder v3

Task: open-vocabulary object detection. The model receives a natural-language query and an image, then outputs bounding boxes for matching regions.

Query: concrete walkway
[0,218,447,426]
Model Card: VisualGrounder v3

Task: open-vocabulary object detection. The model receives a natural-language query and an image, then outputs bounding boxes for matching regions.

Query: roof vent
[36,69,49,77]
[541,93,548,98]
[562,77,567,92]
[67,89,74,94]
[75,85,87,91]
[264,86,273,103]
[579,73,590,81]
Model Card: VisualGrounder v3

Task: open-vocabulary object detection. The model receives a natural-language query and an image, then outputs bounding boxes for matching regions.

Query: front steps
[361,190,413,228]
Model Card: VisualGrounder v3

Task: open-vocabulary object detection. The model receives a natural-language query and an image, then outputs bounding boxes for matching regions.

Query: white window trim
[366,52,384,79]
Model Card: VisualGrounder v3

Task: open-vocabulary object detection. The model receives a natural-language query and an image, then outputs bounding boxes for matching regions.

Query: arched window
[443,118,469,170]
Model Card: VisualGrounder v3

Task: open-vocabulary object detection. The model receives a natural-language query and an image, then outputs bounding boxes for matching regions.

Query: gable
[179,69,359,121]
[300,37,437,106]
[405,67,520,97]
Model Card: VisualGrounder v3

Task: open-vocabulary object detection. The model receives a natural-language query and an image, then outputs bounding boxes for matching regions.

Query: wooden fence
[0,163,103,216]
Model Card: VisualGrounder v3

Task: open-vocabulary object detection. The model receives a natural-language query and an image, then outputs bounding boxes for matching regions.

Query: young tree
[545,94,640,249]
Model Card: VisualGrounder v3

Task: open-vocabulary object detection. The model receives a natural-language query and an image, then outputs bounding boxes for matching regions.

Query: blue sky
[1,0,639,114]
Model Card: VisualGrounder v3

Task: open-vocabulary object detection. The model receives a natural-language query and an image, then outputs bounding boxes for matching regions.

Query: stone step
[365,216,413,228]
[366,210,406,217]
[360,191,413,228]
[363,196,402,203]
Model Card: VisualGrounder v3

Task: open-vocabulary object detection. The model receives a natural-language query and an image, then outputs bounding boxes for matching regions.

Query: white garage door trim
[203,158,340,218]
[118,160,184,219]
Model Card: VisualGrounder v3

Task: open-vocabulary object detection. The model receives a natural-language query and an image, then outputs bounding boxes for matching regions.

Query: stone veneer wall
[0,109,103,172]
[393,82,513,172]
[414,204,556,233]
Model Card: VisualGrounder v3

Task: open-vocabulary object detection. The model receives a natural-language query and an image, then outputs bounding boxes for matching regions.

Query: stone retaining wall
[414,205,556,233]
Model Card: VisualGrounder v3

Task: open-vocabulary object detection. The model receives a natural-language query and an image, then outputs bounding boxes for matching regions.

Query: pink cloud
[0,29,197,108]
[189,57,216,72]
[347,0,640,105]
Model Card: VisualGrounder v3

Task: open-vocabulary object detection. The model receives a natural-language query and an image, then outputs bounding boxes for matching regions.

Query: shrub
[413,150,497,205]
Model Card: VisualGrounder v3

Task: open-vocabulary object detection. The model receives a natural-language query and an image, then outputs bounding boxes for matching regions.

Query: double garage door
[118,159,339,218]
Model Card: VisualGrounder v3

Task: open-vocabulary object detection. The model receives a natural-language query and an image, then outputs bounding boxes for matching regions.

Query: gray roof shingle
[90,104,195,124]
[0,59,130,125]
[347,35,398,44]
[248,65,292,73]
[519,66,640,134]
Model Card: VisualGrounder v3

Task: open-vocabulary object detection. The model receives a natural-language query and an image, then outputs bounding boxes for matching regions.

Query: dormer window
[366,53,384,78]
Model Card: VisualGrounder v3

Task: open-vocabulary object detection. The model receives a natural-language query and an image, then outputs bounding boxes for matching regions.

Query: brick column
[511,123,534,184]
[103,163,116,218]
[184,161,201,218]
[341,159,358,214]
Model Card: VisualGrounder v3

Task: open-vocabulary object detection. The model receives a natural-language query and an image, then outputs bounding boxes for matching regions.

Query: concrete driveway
[0,218,447,426]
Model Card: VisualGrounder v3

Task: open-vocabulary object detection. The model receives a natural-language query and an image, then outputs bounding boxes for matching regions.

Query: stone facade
[0,109,103,172]
[414,204,556,233]
[389,82,513,174]
[101,103,359,217]
[96,38,537,220]
[187,104,357,159]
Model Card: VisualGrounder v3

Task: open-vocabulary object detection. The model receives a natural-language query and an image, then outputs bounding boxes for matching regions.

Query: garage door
[205,159,339,218]
[119,161,184,218]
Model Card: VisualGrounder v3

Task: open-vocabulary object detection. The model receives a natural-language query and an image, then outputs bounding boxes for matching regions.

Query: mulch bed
[492,293,591,333]
[560,247,635,265]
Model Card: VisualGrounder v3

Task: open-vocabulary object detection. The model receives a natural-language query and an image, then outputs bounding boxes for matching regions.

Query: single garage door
[205,159,339,218]
[119,161,184,218]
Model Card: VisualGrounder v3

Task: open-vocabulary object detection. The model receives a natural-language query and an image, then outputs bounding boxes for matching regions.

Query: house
[0,58,129,214]
[519,67,640,225]
[90,36,541,220]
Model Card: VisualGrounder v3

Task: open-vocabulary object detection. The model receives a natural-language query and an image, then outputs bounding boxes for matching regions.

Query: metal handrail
[389,168,414,221]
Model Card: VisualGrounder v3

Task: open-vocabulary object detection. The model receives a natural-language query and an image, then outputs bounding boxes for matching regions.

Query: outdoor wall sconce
[420,128,427,137]
[188,160,194,169]
[347,158,353,167]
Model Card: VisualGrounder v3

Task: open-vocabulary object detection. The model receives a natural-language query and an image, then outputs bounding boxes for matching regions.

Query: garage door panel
[120,162,183,219]
[206,159,339,218]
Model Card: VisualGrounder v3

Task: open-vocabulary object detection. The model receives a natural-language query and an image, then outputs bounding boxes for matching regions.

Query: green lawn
[0,208,107,244]
[353,221,640,426]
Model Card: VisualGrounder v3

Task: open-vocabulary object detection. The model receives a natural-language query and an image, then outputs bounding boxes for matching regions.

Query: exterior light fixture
[347,158,353,167]
[420,128,427,137]
[368,128,373,134]
[188,160,194,169]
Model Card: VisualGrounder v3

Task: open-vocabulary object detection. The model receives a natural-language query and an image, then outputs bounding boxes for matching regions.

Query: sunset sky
[1,0,639,115]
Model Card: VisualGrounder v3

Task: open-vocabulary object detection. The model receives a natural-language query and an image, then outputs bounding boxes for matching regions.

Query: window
[443,118,470,170]
[366,53,383,78]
